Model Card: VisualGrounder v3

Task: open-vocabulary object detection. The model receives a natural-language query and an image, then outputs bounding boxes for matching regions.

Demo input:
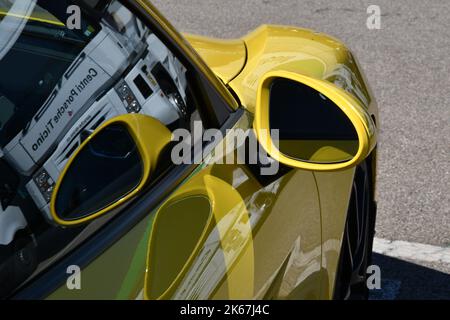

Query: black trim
[11,108,244,300]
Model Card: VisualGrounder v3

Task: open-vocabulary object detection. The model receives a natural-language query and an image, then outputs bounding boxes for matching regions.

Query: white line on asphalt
[373,238,450,264]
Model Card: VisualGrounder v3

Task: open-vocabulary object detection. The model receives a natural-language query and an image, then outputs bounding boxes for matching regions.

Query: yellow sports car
[0,0,378,300]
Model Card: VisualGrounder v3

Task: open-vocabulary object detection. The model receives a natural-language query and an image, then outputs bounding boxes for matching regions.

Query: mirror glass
[54,123,143,221]
[269,78,359,163]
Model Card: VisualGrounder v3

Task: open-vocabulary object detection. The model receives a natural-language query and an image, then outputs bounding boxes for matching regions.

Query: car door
[38,111,322,300]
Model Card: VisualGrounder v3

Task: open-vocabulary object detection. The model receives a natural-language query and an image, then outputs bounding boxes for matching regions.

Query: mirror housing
[50,114,172,226]
[254,71,376,171]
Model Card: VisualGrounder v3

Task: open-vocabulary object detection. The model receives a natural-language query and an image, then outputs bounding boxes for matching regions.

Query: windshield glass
[0,0,98,146]
[0,0,233,299]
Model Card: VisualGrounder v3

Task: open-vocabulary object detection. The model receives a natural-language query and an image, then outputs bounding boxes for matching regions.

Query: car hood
[186,25,374,115]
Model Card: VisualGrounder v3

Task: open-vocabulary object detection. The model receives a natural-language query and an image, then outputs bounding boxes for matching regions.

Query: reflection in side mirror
[50,114,172,226]
[254,71,376,171]
[88,125,138,159]
[269,78,359,164]
[54,123,143,221]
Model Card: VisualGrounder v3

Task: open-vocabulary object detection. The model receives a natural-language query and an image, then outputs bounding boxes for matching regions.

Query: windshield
[0,0,98,146]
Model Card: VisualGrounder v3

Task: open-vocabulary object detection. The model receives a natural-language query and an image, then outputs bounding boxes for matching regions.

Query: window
[0,0,231,297]
[0,0,99,146]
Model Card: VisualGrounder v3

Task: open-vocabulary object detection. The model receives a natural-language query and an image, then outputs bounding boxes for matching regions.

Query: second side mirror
[254,71,377,171]
[50,114,172,226]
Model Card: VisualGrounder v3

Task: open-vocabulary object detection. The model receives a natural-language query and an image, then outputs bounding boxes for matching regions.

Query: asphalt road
[152,0,449,246]
[151,0,450,298]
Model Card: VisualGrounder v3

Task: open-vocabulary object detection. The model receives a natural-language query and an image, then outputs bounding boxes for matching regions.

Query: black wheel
[334,161,376,300]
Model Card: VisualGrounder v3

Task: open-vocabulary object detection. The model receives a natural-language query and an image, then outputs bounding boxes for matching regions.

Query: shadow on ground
[369,253,450,300]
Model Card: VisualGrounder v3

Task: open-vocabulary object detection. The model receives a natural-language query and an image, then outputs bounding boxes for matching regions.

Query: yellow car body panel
[36,1,378,301]
[182,33,247,84]
[185,25,378,120]
[232,24,373,110]
[184,24,379,299]
[48,112,323,301]
[144,113,322,300]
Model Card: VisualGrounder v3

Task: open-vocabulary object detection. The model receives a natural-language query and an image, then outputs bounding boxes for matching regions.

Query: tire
[333,161,376,300]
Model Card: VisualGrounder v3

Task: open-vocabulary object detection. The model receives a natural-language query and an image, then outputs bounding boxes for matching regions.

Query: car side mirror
[254,71,376,171]
[50,114,172,226]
